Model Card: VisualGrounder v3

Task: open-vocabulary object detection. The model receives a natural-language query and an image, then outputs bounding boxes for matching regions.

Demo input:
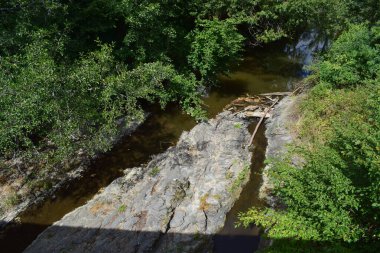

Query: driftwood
[259,91,291,96]
[223,92,291,148]
[291,84,306,96]
[224,88,300,147]
[244,111,272,118]
[247,98,279,147]
[224,93,283,118]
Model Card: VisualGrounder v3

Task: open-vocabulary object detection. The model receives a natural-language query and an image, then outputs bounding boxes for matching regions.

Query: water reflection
[285,29,329,76]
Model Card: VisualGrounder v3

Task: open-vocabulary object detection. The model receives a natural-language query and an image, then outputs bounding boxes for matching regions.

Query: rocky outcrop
[25,111,252,253]
[259,96,299,206]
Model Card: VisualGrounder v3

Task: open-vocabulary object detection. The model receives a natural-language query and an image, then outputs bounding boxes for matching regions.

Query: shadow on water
[213,124,267,253]
[0,104,197,252]
[3,222,378,253]
[0,44,303,253]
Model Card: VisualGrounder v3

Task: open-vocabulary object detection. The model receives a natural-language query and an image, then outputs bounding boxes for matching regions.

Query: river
[0,43,303,253]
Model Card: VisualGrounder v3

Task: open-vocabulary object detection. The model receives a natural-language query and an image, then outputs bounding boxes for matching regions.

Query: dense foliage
[239,13,380,253]
[317,24,380,88]
[2,0,355,191]
[0,0,286,161]
[1,0,332,211]
[1,3,379,252]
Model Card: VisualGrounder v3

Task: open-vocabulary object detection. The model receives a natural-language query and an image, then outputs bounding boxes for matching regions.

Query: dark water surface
[0,45,302,253]
[211,47,301,253]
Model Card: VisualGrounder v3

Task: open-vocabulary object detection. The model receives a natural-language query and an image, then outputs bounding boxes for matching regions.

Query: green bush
[238,22,380,251]
[317,24,380,88]
[188,19,244,80]
[0,40,203,163]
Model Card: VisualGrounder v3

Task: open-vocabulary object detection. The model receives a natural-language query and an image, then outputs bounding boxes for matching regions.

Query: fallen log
[243,110,272,118]
[247,98,279,147]
[259,91,292,96]
[243,105,259,111]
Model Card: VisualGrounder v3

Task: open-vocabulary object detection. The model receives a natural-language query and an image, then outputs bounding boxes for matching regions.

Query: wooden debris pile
[224,91,291,148]
[224,92,291,119]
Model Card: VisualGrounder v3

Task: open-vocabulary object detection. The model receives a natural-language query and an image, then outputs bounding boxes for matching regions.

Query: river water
[0,44,303,253]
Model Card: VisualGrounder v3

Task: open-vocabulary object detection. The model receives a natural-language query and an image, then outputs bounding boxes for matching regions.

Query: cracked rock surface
[25,111,252,253]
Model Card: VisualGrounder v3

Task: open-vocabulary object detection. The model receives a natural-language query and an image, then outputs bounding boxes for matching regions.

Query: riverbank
[0,118,144,230]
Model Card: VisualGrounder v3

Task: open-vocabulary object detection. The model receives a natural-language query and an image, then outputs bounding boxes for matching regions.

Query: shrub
[317,24,380,88]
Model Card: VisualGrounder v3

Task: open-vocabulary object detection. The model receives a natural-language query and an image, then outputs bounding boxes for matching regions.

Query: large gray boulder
[25,111,252,253]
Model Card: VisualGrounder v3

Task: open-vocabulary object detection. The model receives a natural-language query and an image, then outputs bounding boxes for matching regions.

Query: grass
[225,170,234,179]
[4,193,21,208]
[118,204,126,213]
[149,166,160,177]
[228,164,250,193]
[212,194,222,200]
[234,122,242,129]
[199,193,210,211]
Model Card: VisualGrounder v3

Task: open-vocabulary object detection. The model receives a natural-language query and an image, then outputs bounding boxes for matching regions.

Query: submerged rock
[25,111,252,253]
